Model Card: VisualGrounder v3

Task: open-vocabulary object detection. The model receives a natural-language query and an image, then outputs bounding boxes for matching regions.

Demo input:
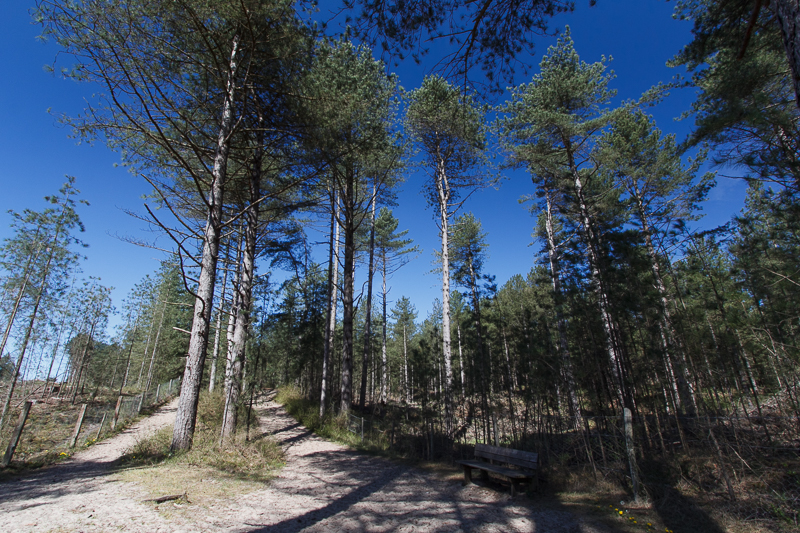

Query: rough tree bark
[320,194,340,418]
[171,34,239,453]
[359,192,377,409]
[221,135,262,439]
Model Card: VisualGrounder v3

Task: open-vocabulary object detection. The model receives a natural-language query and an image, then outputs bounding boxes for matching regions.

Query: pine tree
[498,28,630,409]
[374,208,418,403]
[300,40,401,413]
[0,178,86,432]
[405,74,489,432]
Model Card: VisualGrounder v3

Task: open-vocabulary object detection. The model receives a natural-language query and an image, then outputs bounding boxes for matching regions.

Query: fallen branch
[144,491,188,504]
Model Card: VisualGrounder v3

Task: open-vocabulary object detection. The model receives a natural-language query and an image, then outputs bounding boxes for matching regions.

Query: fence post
[71,404,88,448]
[2,401,33,467]
[112,395,123,430]
[623,408,640,503]
[95,413,107,440]
[155,384,161,403]
[137,393,145,414]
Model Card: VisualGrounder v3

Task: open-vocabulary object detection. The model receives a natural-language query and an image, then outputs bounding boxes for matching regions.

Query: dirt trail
[0,395,608,532]
[0,398,185,533]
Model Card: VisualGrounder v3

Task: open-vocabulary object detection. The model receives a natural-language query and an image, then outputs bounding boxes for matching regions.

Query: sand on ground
[0,394,609,532]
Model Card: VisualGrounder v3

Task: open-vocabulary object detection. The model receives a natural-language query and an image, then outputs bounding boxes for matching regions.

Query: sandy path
[192,396,608,532]
[0,398,186,533]
[0,395,609,532]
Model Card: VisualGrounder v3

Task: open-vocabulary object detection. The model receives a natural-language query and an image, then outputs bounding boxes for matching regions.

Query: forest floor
[0,394,614,532]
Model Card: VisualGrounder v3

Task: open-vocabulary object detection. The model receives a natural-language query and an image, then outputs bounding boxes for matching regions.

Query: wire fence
[346,396,800,531]
[1,377,181,466]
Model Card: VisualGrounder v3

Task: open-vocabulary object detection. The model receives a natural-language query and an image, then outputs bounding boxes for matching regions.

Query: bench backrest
[475,443,538,470]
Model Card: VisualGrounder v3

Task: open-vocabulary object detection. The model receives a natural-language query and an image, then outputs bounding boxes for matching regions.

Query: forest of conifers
[1,0,800,529]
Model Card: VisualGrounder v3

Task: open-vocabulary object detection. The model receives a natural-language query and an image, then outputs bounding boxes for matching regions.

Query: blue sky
[0,0,749,331]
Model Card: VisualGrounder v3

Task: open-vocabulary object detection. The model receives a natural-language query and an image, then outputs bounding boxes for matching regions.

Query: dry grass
[115,463,270,516]
[114,391,284,515]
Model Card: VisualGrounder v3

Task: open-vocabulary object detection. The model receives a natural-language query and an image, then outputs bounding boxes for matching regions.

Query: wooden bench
[456,443,538,496]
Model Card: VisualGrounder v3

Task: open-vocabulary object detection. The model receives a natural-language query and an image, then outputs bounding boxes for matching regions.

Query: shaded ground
[0,394,612,532]
[0,398,186,532]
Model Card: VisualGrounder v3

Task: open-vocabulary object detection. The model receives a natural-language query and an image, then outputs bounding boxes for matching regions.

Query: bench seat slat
[474,444,538,469]
[456,460,534,479]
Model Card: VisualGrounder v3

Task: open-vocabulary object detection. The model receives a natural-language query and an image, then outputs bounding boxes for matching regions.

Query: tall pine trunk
[359,192,377,409]
[209,241,231,393]
[566,140,627,409]
[221,138,262,439]
[171,34,239,452]
[435,160,454,434]
[635,197,697,416]
[321,193,340,418]
[340,167,356,414]
[543,186,582,424]
[380,257,389,404]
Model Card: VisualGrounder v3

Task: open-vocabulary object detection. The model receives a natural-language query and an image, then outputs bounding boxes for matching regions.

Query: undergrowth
[275,386,794,533]
[275,386,380,453]
[120,391,284,482]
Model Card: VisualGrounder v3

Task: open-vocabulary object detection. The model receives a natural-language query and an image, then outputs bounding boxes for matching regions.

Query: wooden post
[492,411,499,446]
[623,408,640,503]
[112,395,123,430]
[95,413,107,440]
[137,393,144,414]
[155,384,161,403]
[429,419,434,460]
[71,404,88,448]
[2,401,33,467]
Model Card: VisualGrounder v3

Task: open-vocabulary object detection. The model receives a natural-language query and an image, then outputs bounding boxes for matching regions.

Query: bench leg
[463,465,473,486]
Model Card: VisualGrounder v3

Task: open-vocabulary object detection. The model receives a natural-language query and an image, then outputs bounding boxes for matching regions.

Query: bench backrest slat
[475,443,538,469]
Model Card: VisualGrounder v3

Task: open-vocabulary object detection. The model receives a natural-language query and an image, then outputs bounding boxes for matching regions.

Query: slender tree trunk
[137,303,156,387]
[321,194,340,418]
[543,186,582,424]
[119,312,138,395]
[70,320,97,405]
[435,160,454,434]
[44,299,72,398]
[209,242,231,393]
[0,229,43,363]
[340,167,356,414]
[144,299,167,394]
[224,230,243,401]
[359,191,377,409]
[221,136,261,439]
[457,324,465,398]
[403,324,410,404]
[381,258,388,404]
[0,303,44,430]
[172,33,239,453]
[635,199,696,415]
[566,141,626,408]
